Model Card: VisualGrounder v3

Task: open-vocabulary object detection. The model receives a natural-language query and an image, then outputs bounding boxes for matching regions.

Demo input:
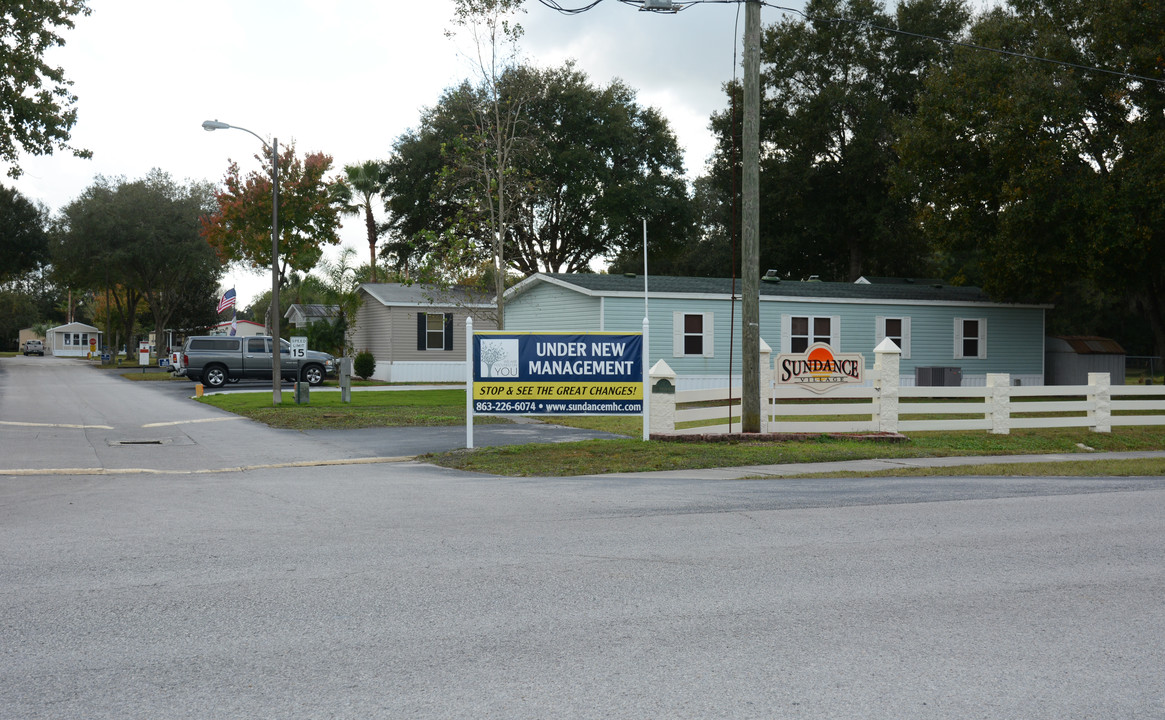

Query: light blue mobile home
[504,273,1049,389]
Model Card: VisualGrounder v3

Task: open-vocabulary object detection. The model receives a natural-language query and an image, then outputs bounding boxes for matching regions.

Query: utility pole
[741,0,761,432]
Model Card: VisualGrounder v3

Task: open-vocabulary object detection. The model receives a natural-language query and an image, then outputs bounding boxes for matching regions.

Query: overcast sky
[10,0,788,306]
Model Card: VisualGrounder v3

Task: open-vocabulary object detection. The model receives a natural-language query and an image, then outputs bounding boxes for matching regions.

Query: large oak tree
[690,0,968,282]
[895,0,1165,353]
[384,62,690,283]
[54,170,222,350]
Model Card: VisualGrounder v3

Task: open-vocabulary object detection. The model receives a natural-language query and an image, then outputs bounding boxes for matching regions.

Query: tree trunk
[365,204,377,283]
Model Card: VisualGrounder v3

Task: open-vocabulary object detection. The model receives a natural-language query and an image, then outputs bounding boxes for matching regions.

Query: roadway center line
[0,420,114,430]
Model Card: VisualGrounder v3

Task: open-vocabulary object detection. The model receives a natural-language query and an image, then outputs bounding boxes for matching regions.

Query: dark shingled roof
[533,273,1002,304]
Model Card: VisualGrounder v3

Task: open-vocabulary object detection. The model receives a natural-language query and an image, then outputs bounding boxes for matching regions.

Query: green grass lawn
[197,388,508,430]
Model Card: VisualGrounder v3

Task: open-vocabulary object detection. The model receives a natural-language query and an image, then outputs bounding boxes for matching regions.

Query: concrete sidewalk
[592,450,1165,481]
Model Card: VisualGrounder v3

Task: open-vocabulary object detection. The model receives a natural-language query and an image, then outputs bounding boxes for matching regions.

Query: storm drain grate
[109,439,171,446]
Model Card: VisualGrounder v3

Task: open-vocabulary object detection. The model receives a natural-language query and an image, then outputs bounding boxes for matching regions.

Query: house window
[417,312,454,351]
[875,316,911,359]
[789,316,833,353]
[426,314,445,349]
[673,312,714,357]
[954,318,987,359]
[64,334,71,346]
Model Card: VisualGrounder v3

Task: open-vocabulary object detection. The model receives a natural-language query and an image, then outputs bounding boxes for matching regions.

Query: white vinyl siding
[673,311,714,357]
[875,316,911,359]
[954,317,987,359]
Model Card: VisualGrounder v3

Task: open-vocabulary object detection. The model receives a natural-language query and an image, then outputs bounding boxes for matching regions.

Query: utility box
[294,381,310,405]
[915,366,962,387]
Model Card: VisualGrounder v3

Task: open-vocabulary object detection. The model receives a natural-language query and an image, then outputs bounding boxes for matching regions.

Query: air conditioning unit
[915,366,962,387]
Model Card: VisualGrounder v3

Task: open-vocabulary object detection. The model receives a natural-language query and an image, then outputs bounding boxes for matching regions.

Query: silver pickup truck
[171,336,336,388]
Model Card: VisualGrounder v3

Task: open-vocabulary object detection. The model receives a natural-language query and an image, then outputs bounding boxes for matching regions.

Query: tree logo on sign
[480,339,519,378]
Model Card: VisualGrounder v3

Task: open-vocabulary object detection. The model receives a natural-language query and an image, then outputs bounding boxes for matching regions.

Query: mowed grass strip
[427,426,1165,476]
[197,389,506,430]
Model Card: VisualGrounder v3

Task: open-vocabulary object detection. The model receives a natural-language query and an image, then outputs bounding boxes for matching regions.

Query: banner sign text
[473,332,644,415]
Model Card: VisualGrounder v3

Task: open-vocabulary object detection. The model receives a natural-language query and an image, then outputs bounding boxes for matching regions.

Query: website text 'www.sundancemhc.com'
[542,401,642,413]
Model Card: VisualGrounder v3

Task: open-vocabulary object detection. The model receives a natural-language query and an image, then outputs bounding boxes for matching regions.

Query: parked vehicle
[171,336,335,388]
[23,339,44,356]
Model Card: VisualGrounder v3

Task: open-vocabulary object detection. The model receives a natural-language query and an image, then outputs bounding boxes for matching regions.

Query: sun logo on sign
[807,345,836,377]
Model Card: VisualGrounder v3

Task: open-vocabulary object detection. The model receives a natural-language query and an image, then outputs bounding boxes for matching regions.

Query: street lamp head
[202,119,231,132]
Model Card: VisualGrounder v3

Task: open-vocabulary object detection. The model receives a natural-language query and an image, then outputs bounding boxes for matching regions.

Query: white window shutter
[978,317,987,359]
[902,317,912,359]
[830,316,841,350]
[673,312,684,356]
[781,314,791,353]
[703,312,714,358]
[953,317,963,360]
[875,316,885,346]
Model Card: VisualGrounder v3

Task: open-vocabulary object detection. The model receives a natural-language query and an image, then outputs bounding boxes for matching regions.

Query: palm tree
[339,160,388,283]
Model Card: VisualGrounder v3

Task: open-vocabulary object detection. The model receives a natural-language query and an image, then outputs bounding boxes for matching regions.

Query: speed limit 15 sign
[289,336,308,359]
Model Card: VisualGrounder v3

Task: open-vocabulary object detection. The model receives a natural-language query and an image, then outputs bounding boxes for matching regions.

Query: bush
[353,350,376,380]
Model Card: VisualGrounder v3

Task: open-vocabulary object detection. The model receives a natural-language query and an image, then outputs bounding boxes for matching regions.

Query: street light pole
[202,119,283,405]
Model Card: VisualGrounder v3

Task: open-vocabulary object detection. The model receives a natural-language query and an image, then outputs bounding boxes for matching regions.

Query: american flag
[217,288,236,314]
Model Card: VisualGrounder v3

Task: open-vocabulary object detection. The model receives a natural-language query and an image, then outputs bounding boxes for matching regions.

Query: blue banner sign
[473,332,644,415]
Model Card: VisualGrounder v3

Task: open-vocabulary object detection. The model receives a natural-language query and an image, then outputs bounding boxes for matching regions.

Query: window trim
[417,312,455,352]
[953,317,987,360]
[875,316,911,359]
[781,314,840,354]
[672,311,714,358]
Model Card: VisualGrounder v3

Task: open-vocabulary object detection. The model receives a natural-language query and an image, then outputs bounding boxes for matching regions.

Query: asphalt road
[2,355,1163,719]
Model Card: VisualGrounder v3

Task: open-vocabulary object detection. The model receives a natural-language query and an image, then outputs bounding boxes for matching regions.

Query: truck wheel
[302,364,325,386]
[203,364,228,388]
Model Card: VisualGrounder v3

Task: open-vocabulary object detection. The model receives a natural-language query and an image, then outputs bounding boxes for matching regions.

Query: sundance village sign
[776,342,866,393]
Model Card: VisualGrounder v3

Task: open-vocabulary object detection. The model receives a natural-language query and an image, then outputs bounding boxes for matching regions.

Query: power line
[536,0,1164,87]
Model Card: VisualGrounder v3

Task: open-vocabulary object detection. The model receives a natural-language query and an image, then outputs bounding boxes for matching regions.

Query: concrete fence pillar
[1088,372,1111,433]
[873,338,901,433]
[649,359,677,435]
[986,373,1011,435]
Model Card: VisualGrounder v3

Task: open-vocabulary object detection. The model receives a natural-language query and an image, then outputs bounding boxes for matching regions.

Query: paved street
[2,356,1164,719]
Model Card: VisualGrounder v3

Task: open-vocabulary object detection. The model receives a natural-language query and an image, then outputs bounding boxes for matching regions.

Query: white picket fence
[648,344,1165,435]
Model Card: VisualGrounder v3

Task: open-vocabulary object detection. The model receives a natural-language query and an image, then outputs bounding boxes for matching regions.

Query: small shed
[46,322,102,357]
[1045,336,1125,385]
[285,304,340,329]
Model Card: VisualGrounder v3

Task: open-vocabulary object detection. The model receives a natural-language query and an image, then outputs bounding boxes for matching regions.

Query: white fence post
[986,373,1011,435]
[873,338,900,433]
[649,359,677,435]
[759,338,772,433]
[1088,372,1111,433]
